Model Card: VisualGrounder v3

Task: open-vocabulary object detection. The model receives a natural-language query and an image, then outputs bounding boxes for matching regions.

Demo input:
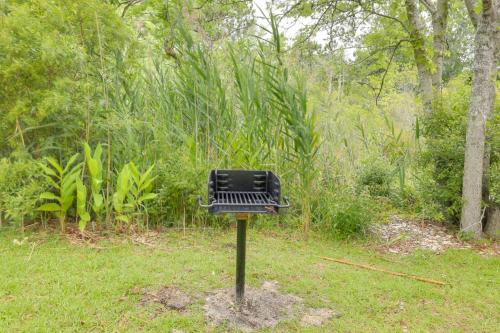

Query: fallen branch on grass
[26,242,36,262]
[318,256,447,286]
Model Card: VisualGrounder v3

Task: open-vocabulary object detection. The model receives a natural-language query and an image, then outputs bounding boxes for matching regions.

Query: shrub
[356,158,393,197]
[313,189,374,239]
[419,76,468,223]
[0,155,47,227]
[152,146,207,227]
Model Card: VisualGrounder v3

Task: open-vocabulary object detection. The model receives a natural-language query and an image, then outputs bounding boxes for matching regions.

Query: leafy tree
[0,0,135,157]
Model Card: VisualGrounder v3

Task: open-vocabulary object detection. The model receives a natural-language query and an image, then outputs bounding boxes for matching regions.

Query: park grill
[198,170,289,214]
[198,170,289,303]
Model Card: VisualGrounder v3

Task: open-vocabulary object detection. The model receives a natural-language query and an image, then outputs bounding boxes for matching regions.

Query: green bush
[0,155,47,227]
[313,189,374,239]
[389,176,444,220]
[419,77,469,222]
[152,146,206,226]
[356,158,393,197]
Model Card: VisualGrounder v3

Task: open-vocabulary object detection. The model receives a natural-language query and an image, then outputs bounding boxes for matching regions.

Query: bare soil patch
[62,226,167,250]
[300,307,337,327]
[129,231,163,248]
[141,286,192,311]
[204,281,338,332]
[372,216,499,255]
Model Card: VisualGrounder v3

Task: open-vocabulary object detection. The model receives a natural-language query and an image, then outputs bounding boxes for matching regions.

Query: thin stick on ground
[26,242,36,262]
[319,256,447,286]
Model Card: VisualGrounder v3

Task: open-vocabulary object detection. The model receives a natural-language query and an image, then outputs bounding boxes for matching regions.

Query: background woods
[0,0,498,238]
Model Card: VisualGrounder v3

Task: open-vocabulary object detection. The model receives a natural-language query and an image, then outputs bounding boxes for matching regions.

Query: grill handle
[197,195,215,208]
[276,196,290,208]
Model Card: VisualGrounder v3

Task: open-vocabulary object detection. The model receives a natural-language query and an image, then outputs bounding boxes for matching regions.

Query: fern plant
[38,154,82,232]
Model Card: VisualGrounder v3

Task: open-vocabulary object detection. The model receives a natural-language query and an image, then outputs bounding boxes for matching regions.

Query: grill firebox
[198,170,289,213]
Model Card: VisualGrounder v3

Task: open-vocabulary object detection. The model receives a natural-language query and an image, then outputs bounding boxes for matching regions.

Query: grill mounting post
[235,213,249,303]
[198,170,290,304]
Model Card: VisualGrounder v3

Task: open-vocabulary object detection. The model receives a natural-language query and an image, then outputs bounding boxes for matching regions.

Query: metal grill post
[235,213,248,303]
[198,170,290,304]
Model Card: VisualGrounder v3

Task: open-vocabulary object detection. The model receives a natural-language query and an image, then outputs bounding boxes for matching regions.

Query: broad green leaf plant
[38,154,82,232]
[113,163,132,224]
[76,178,90,232]
[83,143,105,221]
[113,162,157,227]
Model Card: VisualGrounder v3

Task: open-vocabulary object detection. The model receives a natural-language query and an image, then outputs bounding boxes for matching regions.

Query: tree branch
[464,0,479,28]
[354,0,409,33]
[279,1,304,23]
[420,0,437,14]
[194,0,252,10]
[120,0,142,18]
[290,0,339,49]
[376,39,408,105]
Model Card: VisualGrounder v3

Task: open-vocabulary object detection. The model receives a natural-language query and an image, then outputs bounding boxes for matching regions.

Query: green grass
[0,228,498,332]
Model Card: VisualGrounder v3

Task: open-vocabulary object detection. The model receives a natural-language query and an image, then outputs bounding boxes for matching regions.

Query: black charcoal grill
[198,170,289,213]
[198,170,289,303]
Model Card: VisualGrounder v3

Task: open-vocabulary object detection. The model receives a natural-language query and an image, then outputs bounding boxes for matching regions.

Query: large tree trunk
[484,40,500,237]
[460,0,500,236]
[405,0,434,113]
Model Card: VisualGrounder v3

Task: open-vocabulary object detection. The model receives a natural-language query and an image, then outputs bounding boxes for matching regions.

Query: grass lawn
[0,227,499,332]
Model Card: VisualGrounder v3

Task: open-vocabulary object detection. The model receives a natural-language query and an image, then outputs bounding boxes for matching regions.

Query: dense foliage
[0,0,498,237]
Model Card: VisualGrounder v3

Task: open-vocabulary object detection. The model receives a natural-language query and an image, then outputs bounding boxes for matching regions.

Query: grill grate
[216,191,276,206]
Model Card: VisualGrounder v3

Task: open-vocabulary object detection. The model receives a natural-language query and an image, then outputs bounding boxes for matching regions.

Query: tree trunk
[482,59,498,234]
[431,0,449,91]
[485,206,500,239]
[405,0,434,113]
[483,12,500,234]
[460,0,500,236]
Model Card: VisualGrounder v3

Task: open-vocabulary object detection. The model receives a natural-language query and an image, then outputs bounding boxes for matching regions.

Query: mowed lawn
[0,228,498,332]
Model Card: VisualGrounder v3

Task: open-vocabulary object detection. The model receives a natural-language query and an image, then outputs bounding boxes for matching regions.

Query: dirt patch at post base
[204,281,337,331]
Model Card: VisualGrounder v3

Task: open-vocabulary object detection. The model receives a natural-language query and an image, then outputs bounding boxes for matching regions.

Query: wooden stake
[319,256,447,286]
